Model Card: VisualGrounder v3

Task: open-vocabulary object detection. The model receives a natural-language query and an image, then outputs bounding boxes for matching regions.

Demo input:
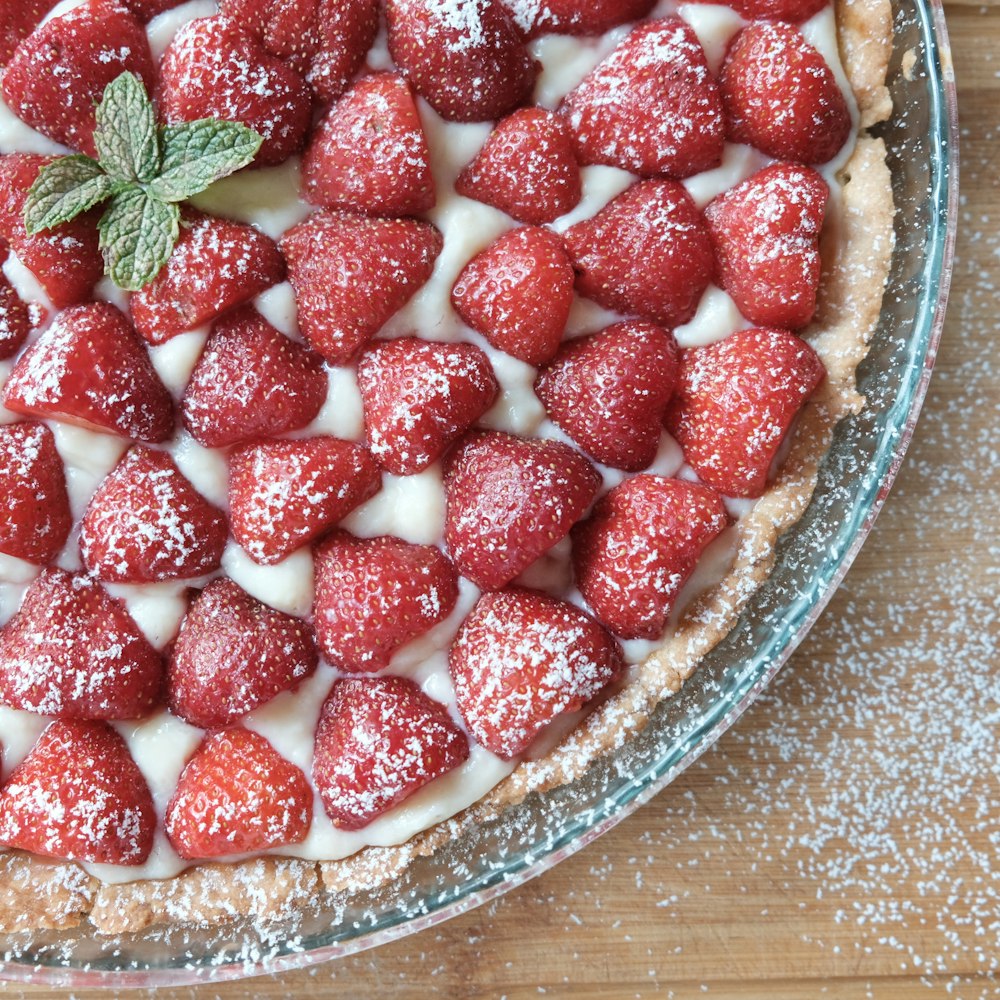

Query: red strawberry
[572,476,729,639]
[313,531,459,672]
[664,327,826,498]
[1,0,155,156]
[3,303,175,444]
[456,108,582,225]
[0,720,155,865]
[124,0,188,19]
[130,213,286,346]
[690,0,828,21]
[166,728,312,860]
[357,338,499,476]
[280,211,443,365]
[182,307,327,449]
[559,18,724,180]
[302,73,435,218]
[0,0,59,65]
[503,0,656,37]
[449,587,624,759]
[535,321,680,472]
[0,270,32,361]
[313,676,469,831]
[444,430,600,590]
[80,446,228,584]
[168,579,318,729]
[0,569,164,720]
[0,423,72,565]
[157,14,312,166]
[451,226,574,366]
[386,0,538,123]
[719,22,851,165]
[229,438,381,565]
[564,180,714,329]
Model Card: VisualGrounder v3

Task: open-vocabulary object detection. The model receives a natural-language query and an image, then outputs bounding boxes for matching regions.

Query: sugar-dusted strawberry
[130,213,285,345]
[707,0,828,21]
[0,569,164,720]
[124,0,187,20]
[166,728,312,860]
[4,303,175,444]
[0,720,155,865]
[450,587,624,759]
[229,438,381,565]
[357,338,499,476]
[386,0,538,123]
[572,476,729,639]
[281,211,443,365]
[664,327,826,498]
[0,0,59,65]
[503,0,656,37]
[302,73,435,218]
[157,14,312,166]
[1,0,155,156]
[0,270,31,360]
[313,531,459,672]
[313,676,469,831]
[456,108,582,225]
[444,430,600,590]
[564,180,714,329]
[535,321,679,472]
[0,423,72,565]
[451,226,574,366]
[80,446,228,584]
[719,22,851,165]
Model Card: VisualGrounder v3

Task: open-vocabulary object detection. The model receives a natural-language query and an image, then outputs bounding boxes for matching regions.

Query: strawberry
[444,430,600,590]
[3,303,175,444]
[168,579,318,729]
[690,0,828,21]
[535,321,680,472]
[0,720,155,865]
[302,73,436,218]
[165,728,312,860]
[449,587,624,759]
[130,213,286,346]
[559,18,724,180]
[564,180,714,329]
[312,676,469,831]
[229,438,381,565]
[356,338,500,476]
[455,108,582,225]
[503,0,656,37]
[80,446,228,584]
[0,569,164,720]
[313,531,459,672]
[385,0,538,123]
[572,476,729,639]
[719,22,851,165]
[0,0,59,65]
[451,226,574,366]
[0,422,72,565]
[182,307,327,449]
[124,0,187,19]
[0,270,32,361]
[664,327,826,498]
[280,211,443,365]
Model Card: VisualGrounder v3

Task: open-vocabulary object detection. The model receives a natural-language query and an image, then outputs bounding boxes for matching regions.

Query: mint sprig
[23,72,264,292]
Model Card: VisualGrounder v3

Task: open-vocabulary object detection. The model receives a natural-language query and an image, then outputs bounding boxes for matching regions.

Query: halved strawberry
[130,213,285,345]
[449,587,624,759]
[535,321,680,472]
[280,211,443,365]
[664,327,826,498]
[313,676,469,831]
[503,0,656,37]
[229,437,381,565]
[182,307,327,449]
[564,180,714,329]
[572,476,729,639]
[0,720,155,865]
[0,0,59,65]
[313,531,459,672]
[302,73,435,217]
[357,338,499,476]
[4,303,175,444]
[0,270,31,360]
[451,226,574,366]
[444,430,600,590]
[689,0,828,20]
[0,569,164,720]
[80,446,228,584]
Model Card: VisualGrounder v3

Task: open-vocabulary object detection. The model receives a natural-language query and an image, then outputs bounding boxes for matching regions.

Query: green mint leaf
[149,120,264,203]
[93,72,160,185]
[98,187,180,292]
[23,156,117,235]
